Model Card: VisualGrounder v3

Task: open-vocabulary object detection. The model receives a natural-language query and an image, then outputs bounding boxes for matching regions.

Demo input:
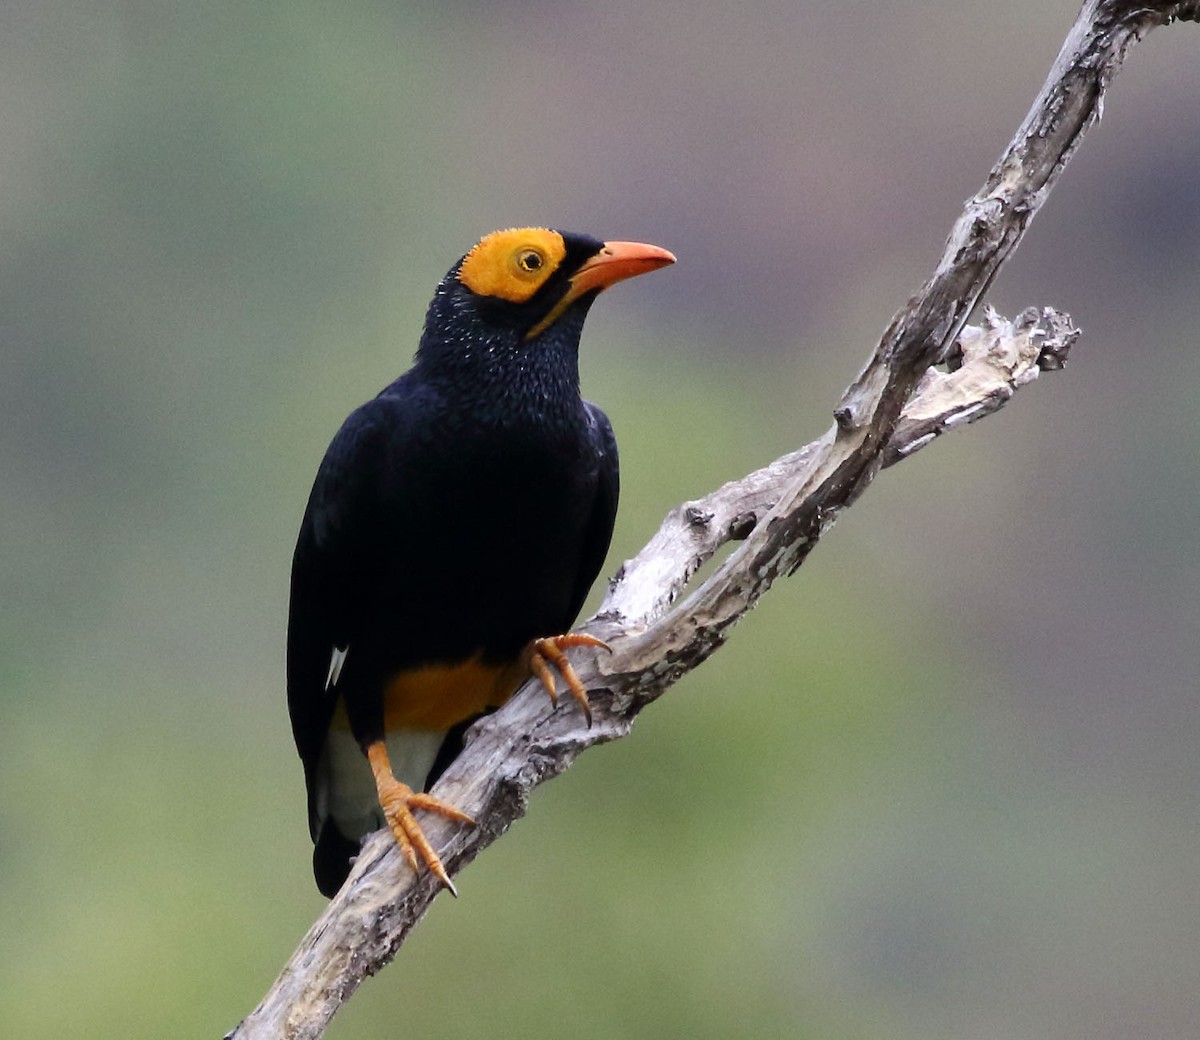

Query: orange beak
[569,240,677,296]
[526,240,675,339]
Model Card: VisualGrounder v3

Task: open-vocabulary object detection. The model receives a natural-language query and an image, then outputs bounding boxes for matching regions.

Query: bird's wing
[287,402,387,830]
[566,400,620,624]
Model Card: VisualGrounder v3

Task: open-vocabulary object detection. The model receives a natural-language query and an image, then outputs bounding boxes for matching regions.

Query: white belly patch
[315,728,448,839]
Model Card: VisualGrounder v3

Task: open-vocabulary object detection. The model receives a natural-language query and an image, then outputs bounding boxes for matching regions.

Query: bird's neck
[412,308,587,429]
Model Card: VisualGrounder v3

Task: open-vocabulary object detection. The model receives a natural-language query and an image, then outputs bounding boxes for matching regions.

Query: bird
[287,227,675,897]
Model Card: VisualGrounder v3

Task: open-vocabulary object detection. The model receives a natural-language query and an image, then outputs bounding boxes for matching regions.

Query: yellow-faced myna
[288,228,675,896]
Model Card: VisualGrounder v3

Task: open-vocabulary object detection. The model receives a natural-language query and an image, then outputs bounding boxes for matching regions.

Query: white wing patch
[325,645,349,691]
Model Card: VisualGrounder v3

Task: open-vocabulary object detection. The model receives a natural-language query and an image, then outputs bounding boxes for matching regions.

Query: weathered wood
[227,3,1198,1037]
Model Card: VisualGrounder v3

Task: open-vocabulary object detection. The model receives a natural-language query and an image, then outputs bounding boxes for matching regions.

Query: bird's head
[415,228,674,380]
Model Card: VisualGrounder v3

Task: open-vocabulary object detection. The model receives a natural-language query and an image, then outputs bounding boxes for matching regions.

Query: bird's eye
[515,249,544,273]
[459,228,565,301]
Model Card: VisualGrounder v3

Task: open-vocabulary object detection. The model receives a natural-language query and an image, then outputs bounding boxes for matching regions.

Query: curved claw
[527,633,608,727]
[366,741,473,896]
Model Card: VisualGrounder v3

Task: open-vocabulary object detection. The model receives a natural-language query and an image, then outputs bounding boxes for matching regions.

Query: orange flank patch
[381,655,527,731]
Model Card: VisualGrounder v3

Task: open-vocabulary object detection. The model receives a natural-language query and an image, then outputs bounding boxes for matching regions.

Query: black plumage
[287,228,672,896]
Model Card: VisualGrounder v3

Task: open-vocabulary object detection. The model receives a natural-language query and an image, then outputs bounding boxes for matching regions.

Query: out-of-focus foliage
[2,3,1198,1038]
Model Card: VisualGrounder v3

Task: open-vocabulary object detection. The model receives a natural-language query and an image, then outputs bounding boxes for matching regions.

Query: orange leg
[526,633,611,727]
[366,740,474,896]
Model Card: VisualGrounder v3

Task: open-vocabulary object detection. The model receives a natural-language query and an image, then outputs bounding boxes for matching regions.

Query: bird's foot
[526,633,611,727]
[366,741,474,896]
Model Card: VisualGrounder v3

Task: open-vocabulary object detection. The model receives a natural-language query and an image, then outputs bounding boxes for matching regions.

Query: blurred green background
[3,2,1199,1037]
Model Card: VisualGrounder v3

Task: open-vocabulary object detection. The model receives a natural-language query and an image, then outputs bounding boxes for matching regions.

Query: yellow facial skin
[457,228,568,303]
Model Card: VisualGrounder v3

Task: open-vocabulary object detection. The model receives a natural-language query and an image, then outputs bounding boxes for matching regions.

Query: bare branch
[228,2,1197,1037]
